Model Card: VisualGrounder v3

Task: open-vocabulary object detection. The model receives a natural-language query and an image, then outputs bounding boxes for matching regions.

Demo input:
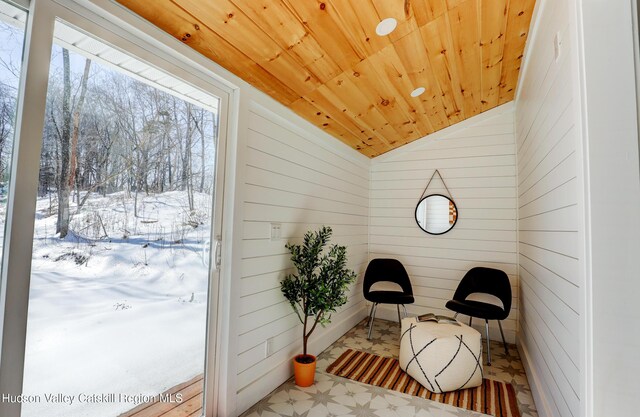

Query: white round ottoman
[399,316,483,393]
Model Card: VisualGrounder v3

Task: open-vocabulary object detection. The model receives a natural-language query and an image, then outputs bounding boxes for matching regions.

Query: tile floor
[241,318,538,417]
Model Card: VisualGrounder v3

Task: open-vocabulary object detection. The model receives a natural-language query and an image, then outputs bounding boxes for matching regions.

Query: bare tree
[0,83,16,181]
[184,103,194,212]
[191,108,208,193]
[35,48,218,238]
[56,49,72,238]
[55,51,92,238]
[70,58,92,205]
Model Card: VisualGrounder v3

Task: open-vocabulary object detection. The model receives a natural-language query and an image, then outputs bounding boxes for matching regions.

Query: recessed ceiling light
[411,87,426,97]
[376,18,397,36]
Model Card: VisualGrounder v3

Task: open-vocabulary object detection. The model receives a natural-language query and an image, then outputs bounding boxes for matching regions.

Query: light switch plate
[265,337,275,357]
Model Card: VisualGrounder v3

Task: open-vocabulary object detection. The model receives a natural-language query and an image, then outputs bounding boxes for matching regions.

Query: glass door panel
[0,1,27,277]
[21,21,221,417]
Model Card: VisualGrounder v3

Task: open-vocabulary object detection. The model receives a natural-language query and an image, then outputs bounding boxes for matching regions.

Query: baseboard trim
[517,339,553,417]
[235,304,368,415]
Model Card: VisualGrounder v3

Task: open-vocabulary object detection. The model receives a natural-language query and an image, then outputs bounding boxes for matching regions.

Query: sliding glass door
[0,2,229,416]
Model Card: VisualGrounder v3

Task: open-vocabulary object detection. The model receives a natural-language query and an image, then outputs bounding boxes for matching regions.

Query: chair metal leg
[396,304,402,324]
[498,320,509,354]
[469,317,473,326]
[368,303,378,339]
[485,320,492,366]
[366,303,375,327]
[402,304,407,317]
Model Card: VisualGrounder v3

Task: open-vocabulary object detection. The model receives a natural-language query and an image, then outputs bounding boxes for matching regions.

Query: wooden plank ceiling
[116,0,536,158]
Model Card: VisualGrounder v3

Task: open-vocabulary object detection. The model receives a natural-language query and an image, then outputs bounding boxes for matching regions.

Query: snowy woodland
[1,20,218,417]
[39,48,218,239]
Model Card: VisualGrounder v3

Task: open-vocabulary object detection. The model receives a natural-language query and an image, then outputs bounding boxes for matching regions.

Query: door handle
[213,239,222,271]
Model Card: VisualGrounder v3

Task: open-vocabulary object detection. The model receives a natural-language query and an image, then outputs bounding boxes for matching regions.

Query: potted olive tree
[281,226,357,387]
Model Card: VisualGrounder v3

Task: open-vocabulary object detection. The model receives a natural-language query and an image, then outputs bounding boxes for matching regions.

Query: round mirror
[415,194,458,235]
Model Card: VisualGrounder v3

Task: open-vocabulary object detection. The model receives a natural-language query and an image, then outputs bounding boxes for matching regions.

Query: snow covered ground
[17,191,213,417]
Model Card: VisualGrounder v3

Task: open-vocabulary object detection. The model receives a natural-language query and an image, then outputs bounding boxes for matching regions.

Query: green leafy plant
[281,226,357,360]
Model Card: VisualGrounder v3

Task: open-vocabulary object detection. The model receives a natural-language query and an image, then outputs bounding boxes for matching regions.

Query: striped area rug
[326,349,520,417]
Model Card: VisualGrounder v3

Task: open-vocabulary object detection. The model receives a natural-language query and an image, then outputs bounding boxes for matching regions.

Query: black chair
[363,258,414,339]
[445,267,511,365]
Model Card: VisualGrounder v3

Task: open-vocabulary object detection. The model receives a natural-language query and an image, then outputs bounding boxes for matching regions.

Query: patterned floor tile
[241,318,538,417]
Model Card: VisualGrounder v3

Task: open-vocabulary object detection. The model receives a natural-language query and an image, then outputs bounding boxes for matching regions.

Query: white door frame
[0,0,240,416]
[0,3,56,416]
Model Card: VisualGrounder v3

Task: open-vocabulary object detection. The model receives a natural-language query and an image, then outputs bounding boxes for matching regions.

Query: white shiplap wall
[235,101,370,414]
[369,104,518,344]
[514,0,582,416]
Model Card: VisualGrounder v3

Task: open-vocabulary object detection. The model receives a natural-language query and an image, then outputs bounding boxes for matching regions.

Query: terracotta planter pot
[293,354,316,387]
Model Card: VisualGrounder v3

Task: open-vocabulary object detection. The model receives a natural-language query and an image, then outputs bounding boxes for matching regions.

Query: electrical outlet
[554,32,562,62]
[270,223,282,241]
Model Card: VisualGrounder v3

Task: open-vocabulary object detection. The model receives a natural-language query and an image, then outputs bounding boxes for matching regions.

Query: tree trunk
[185,104,194,211]
[302,314,308,356]
[0,102,7,180]
[57,49,72,238]
[134,188,139,218]
[199,112,205,193]
[69,58,91,205]
[167,152,172,190]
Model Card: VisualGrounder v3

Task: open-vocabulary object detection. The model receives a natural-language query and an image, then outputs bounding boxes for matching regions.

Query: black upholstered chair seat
[445,266,512,365]
[366,290,415,305]
[445,299,507,321]
[363,258,414,339]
